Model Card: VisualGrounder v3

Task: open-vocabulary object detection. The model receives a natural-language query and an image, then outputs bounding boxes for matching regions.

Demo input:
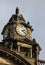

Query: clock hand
[21,29,27,34]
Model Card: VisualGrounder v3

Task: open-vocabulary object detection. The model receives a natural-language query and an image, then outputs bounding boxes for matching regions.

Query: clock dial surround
[16,24,27,37]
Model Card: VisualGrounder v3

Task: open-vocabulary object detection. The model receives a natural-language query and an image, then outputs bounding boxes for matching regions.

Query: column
[36,46,39,59]
[30,48,32,58]
[36,51,39,59]
[27,49,30,57]
[10,42,13,50]
[18,45,20,52]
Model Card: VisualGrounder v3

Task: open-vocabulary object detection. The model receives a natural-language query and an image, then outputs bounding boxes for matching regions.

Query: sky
[0,0,45,60]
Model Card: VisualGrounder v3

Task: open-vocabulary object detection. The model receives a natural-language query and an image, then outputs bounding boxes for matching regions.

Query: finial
[33,38,36,43]
[15,7,19,14]
[27,21,30,26]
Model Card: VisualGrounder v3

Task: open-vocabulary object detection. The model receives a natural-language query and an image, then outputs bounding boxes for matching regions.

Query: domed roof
[9,7,25,23]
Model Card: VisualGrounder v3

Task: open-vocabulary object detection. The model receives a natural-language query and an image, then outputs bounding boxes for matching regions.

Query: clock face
[16,24,27,36]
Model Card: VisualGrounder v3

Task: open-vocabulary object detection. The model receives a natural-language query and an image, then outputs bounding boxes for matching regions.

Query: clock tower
[1,7,45,65]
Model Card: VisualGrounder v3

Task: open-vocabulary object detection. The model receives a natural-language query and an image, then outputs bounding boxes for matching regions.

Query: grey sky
[0,0,45,60]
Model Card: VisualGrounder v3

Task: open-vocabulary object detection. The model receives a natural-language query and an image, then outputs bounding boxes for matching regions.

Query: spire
[15,7,19,15]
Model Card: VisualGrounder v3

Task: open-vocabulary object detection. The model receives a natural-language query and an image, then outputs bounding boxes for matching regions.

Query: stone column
[10,42,13,50]
[36,50,39,59]
[28,49,30,57]
[18,45,20,52]
[36,46,39,59]
[30,48,32,58]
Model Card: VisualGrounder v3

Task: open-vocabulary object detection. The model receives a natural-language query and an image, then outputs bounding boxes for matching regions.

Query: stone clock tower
[0,7,45,65]
[2,7,33,40]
